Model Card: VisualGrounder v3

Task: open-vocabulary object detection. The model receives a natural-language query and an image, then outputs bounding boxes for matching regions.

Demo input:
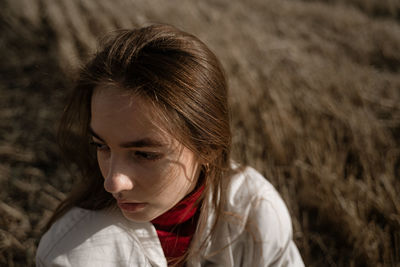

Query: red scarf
[151,185,204,262]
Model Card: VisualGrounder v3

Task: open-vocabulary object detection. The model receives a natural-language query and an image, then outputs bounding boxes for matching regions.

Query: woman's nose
[103,161,135,194]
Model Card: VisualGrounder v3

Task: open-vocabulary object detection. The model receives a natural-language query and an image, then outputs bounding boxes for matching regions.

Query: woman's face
[90,84,200,222]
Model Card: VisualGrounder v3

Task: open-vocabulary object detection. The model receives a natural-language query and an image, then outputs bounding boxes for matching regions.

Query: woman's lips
[117,202,148,213]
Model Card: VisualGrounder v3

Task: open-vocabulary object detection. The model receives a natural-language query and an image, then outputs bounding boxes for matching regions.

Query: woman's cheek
[138,161,175,188]
[96,155,109,179]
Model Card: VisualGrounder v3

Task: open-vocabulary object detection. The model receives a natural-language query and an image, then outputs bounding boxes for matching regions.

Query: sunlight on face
[90,83,200,222]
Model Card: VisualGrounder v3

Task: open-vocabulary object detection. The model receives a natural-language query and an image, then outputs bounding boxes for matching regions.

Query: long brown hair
[49,24,233,264]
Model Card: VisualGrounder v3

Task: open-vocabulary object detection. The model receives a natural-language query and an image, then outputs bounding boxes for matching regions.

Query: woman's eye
[134,151,163,161]
[90,141,109,151]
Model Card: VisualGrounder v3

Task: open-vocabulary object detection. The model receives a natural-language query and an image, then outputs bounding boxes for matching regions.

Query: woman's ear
[203,147,221,163]
[203,163,210,175]
[196,153,211,166]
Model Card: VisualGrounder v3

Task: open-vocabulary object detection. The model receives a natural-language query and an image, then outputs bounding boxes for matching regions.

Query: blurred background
[0,0,399,266]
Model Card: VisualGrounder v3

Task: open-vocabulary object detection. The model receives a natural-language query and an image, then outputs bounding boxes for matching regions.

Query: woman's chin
[120,206,160,223]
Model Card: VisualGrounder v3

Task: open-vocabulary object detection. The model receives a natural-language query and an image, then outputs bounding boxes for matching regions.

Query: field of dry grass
[1,0,399,266]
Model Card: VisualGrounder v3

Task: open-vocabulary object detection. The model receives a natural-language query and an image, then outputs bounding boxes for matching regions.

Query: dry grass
[0,0,399,266]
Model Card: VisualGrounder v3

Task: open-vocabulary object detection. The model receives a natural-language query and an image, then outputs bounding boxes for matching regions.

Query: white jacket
[36,166,304,266]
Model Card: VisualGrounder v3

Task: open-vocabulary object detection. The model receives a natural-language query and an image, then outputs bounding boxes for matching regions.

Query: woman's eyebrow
[119,138,165,148]
[89,127,165,148]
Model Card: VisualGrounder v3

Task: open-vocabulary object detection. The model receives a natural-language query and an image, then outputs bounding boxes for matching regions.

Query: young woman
[36,24,304,267]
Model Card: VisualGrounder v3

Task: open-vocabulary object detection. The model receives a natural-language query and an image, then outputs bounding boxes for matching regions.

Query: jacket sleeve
[251,187,304,267]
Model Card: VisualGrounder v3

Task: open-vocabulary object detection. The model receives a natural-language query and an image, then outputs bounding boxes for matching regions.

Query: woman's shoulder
[37,207,97,259]
[232,166,291,230]
[222,165,304,266]
[227,164,284,208]
[227,165,292,237]
[36,208,122,264]
[36,207,158,266]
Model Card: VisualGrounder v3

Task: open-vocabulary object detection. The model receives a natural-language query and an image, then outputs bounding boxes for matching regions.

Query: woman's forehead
[92,83,139,107]
[90,83,176,145]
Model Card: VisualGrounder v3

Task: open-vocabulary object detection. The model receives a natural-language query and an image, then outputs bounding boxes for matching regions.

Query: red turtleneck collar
[151,184,204,262]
